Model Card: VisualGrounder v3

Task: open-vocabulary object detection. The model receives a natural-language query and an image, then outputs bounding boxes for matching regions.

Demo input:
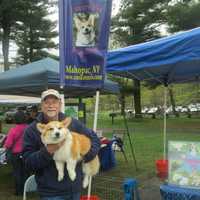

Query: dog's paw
[58,174,64,181]
[69,171,76,181]
[83,177,89,188]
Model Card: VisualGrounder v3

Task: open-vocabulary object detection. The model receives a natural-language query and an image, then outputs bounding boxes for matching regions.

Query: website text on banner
[59,0,112,88]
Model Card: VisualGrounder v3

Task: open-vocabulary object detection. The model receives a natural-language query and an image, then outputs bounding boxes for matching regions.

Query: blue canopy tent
[107,27,200,84]
[106,27,200,160]
[0,57,119,97]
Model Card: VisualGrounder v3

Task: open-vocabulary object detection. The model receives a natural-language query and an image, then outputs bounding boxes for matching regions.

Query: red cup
[80,195,100,200]
[156,159,168,179]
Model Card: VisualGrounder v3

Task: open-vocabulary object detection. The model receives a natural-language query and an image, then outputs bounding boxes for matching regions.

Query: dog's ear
[62,117,72,128]
[74,16,81,30]
[37,123,46,133]
[88,14,95,26]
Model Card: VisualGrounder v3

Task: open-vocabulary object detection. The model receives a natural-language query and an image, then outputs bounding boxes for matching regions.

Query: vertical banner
[59,0,112,89]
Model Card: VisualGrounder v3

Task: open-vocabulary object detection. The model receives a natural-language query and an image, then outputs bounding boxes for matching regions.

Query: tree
[111,0,170,117]
[14,0,57,64]
[166,0,200,32]
[168,86,179,117]
[0,0,21,70]
[0,0,57,69]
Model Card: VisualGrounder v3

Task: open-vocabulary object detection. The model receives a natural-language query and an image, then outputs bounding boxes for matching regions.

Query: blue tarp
[0,58,119,97]
[106,27,200,84]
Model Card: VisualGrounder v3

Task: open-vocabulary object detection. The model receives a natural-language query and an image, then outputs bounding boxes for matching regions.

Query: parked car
[4,106,27,123]
[147,107,158,114]
[4,109,17,123]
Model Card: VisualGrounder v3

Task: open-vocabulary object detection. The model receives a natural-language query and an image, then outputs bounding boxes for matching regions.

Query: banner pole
[87,90,100,198]
[59,85,65,114]
[163,86,167,160]
[93,90,100,132]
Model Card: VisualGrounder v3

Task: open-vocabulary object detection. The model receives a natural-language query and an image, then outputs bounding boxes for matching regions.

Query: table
[160,184,200,200]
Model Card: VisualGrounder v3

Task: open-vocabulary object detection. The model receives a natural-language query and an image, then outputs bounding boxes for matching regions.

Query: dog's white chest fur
[53,136,73,161]
[52,134,81,182]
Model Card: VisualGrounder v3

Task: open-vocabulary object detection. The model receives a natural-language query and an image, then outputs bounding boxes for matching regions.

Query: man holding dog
[23,89,101,200]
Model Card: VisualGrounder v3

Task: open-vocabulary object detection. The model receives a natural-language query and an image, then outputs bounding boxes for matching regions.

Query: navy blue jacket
[23,112,100,197]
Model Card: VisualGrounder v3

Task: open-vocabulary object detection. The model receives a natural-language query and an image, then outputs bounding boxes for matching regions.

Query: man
[26,105,39,124]
[23,89,100,200]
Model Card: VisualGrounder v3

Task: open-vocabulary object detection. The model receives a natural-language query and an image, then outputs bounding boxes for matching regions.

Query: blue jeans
[40,193,80,200]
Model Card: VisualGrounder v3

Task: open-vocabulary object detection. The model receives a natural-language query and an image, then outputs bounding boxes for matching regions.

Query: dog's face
[74,14,95,37]
[37,118,71,145]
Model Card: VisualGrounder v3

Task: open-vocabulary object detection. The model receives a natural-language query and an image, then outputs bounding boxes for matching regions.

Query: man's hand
[46,139,65,155]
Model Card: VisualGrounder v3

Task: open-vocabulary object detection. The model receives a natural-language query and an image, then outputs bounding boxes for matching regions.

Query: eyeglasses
[42,99,60,106]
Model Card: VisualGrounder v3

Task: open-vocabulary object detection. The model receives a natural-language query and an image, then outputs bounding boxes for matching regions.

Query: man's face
[41,95,61,121]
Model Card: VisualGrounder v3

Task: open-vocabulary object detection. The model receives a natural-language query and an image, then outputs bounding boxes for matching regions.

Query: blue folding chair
[124,178,141,200]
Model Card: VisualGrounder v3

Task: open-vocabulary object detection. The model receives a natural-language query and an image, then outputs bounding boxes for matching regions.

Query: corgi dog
[37,118,100,188]
[74,13,96,47]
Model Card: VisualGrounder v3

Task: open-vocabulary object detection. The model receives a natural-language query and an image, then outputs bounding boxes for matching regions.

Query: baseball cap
[41,89,61,101]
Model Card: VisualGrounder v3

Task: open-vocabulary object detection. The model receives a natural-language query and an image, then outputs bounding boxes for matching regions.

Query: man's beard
[46,110,58,119]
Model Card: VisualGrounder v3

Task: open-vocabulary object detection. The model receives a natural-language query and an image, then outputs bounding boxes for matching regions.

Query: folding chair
[112,129,128,162]
[0,148,6,165]
[0,133,6,147]
[23,175,37,200]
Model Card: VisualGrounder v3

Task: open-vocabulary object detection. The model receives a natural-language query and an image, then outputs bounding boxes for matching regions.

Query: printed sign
[59,0,112,88]
[65,103,86,124]
[168,141,200,189]
[65,105,79,119]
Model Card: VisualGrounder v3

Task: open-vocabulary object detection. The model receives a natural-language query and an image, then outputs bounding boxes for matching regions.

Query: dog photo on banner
[73,12,99,47]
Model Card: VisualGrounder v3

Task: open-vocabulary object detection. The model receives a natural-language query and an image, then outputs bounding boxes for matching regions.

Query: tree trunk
[168,87,179,117]
[133,79,142,118]
[119,94,125,115]
[2,25,10,71]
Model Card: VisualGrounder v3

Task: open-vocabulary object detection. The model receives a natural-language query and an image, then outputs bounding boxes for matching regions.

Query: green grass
[1,114,200,199]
